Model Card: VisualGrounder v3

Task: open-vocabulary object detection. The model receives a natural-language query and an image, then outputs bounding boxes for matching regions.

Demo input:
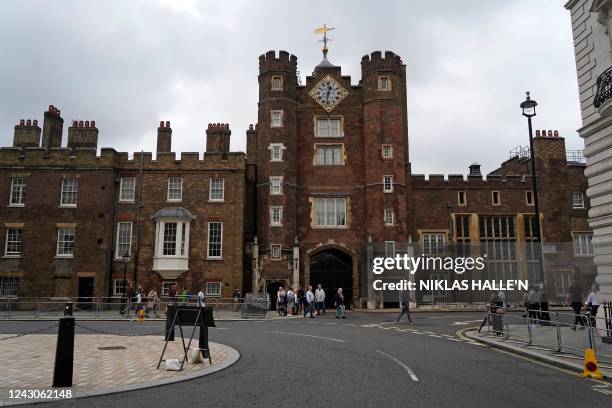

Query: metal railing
[594,65,612,108]
[0,297,263,320]
[566,150,586,165]
[480,307,612,364]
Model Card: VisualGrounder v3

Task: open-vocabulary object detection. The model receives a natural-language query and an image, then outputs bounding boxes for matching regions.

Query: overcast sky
[0,0,580,175]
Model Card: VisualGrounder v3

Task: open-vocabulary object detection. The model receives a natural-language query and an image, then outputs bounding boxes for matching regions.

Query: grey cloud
[0,0,581,175]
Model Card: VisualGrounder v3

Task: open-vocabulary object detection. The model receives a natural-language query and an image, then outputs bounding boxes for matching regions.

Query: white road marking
[212,327,229,330]
[343,323,355,326]
[376,350,419,382]
[381,326,400,330]
[446,338,463,342]
[264,331,346,343]
[428,335,443,338]
[452,320,483,326]
[324,322,338,325]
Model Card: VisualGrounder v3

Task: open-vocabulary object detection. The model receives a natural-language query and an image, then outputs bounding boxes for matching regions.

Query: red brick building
[0,49,596,308]
[0,107,245,300]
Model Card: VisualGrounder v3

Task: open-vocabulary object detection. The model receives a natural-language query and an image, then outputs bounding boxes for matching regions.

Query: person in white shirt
[286,288,296,315]
[585,283,601,326]
[197,287,206,308]
[315,284,326,316]
[305,286,315,318]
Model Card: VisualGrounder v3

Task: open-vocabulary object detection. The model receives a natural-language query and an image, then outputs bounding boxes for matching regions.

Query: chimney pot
[19,119,25,126]
[85,121,90,127]
[159,121,164,128]
[554,130,559,137]
[72,120,78,127]
[535,130,540,137]
[79,120,84,127]
[547,130,553,137]
[26,119,31,126]
[33,120,37,126]
[165,121,170,128]
[91,120,95,127]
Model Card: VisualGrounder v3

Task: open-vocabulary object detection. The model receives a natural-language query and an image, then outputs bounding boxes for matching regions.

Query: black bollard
[165,304,175,341]
[52,316,75,387]
[199,325,209,358]
[64,302,73,316]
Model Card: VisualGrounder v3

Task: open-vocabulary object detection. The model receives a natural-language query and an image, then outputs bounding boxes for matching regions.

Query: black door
[266,281,283,311]
[77,277,94,309]
[309,249,352,308]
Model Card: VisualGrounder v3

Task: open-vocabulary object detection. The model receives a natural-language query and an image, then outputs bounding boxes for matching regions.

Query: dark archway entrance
[266,281,284,311]
[309,249,352,308]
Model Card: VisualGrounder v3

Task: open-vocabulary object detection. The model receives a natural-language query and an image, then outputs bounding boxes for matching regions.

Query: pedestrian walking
[197,287,206,308]
[335,288,346,319]
[585,283,601,327]
[315,284,326,315]
[147,288,160,318]
[168,283,178,303]
[489,291,504,335]
[566,283,586,330]
[182,288,191,305]
[305,286,315,318]
[232,287,241,312]
[134,286,144,318]
[524,286,539,326]
[297,286,305,315]
[395,289,413,324]
[538,286,551,324]
[286,287,296,315]
[276,286,287,316]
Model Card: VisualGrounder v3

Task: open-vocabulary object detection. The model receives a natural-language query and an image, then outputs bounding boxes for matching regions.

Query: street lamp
[520,91,543,282]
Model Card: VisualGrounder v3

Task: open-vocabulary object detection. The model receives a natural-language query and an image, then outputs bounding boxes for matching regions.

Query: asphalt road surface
[1,311,611,407]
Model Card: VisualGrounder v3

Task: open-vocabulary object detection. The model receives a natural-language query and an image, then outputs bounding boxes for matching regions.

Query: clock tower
[248,42,413,308]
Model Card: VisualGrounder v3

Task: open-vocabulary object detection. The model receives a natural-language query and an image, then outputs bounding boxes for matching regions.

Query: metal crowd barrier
[480,307,612,364]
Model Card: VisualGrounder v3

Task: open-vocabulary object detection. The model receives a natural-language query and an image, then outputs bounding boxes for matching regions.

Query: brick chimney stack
[13,119,41,148]
[67,120,99,150]
[41,105,64,148]
[157,121,172,154]
[205,123,231,154]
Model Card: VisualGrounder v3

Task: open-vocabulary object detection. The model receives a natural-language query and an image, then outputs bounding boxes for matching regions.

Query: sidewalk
[466,326,612,380]
[0,333,239,406]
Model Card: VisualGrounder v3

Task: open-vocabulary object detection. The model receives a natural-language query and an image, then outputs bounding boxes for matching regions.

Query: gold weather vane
[314,24,334,57]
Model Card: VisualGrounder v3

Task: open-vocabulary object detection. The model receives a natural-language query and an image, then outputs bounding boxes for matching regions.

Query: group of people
[121,282,243,319]
[276,284,347,319]
[565,283,602,329]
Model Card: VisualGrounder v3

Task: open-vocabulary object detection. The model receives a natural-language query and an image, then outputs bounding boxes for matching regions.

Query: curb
[464,329,611,381]
[0,342,240,407]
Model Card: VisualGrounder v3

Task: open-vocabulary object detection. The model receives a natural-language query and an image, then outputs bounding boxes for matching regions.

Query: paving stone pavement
[0,332,234,401]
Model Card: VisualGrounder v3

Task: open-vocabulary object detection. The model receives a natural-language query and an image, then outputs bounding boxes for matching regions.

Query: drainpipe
[132,150,145,287]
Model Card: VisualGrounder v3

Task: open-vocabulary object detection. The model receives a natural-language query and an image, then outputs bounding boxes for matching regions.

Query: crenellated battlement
[259,50,298,75]
[0,146,245,171]
[412,173,532,188]
[361,50,404,76]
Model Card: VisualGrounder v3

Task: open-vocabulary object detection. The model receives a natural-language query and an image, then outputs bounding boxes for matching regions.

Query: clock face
[309,75,349,112]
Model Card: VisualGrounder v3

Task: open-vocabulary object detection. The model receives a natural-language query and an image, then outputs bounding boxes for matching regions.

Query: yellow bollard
[137,308,145,322]
[582,348,603,379]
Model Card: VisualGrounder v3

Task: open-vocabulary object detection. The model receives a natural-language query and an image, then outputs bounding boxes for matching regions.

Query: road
[1,311,610,407]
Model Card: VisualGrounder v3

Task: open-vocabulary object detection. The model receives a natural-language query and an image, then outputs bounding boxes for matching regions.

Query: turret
[41,105,63,148]
[13,119,41,148]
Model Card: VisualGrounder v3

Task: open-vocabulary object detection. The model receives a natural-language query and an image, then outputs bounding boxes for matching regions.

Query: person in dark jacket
[335,288,346,319]
[566,284,586,330]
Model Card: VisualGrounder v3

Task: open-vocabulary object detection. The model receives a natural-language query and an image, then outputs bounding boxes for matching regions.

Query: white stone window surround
[151,207,195,279]
[269,143,286,162]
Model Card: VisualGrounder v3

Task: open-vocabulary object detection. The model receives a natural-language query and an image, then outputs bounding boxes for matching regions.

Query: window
[315,118,342,137]
[271,110,283,128]
[0,277,19,297]
[270,177,283,195]
[383,175,394,193]
[167,177,182,201]
[378,76,391,91]
[209,178,224,201]
[315,145,343,165]
[479,216,518,281]
[162,282,176,297]
[271,244,282,258]
[206,282,222,297]
[422,233,445,255]
[458,191,466,206]
[163,222,177,255]
[455,215,471,257]
[430,273,447,297]
[116,222,132,257]
[270,206,283,226]
[385,241,396,258]
[56,227,75,256]
[60,177,78,206]
[9,177,26,206]
[524,216,540,241]
[315,197,347,227]
[207,222,223,258]
[382,144,393,159]
[119,178,135,202]
[556,272,571,299]
[491,191,500,206]
[112,279,126,296]
[271,75,283,91]
[573,233,593,256]
[269,143,284,162]
[572,192,585,209]
[525,191,534,206]
[5,228,22,256]
[384,208,394,225]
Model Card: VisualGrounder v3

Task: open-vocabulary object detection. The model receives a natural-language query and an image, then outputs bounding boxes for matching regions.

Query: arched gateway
[308,248,353,308]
